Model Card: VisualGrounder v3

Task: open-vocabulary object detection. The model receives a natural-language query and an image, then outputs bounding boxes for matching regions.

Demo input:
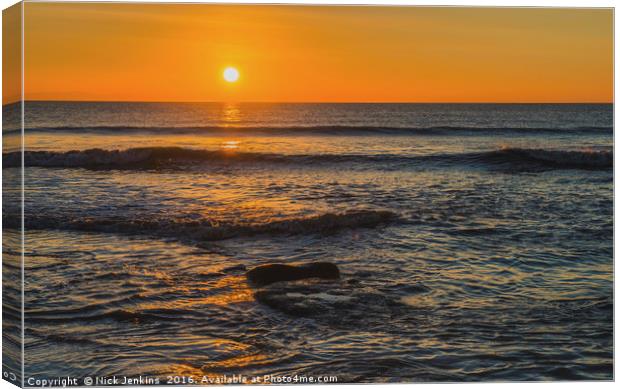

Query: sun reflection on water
[221,140,240,150]
[221,103,242,126]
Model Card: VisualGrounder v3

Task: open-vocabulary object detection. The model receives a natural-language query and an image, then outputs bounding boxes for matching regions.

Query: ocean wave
[5,209,397,242]
[3,124,613,136]
[5,147,292,168]
[4,146,612,171]
[26,307,192,324]
[482,147,613,170]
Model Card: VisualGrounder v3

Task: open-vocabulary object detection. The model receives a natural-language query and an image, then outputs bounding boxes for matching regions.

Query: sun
[223,67,240,83]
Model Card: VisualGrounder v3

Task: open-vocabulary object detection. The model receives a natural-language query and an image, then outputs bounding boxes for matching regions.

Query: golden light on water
[221,141,240,150]
[221,103,241,124]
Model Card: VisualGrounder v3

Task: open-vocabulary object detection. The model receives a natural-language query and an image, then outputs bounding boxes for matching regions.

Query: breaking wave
[5,147,293,168]
[4,146,612,170]
[482,147,613,170]
[4,209,398,242]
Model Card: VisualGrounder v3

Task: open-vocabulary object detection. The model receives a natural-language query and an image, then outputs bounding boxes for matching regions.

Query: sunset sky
[5,3,614,103]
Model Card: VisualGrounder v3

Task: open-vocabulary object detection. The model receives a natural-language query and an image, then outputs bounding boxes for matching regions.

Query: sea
[2,102,614,382]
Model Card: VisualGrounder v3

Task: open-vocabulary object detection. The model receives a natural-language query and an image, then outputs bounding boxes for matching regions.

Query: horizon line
[3,99,614,106]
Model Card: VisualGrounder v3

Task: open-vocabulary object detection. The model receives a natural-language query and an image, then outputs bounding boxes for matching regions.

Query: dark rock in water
[246,262,340,286]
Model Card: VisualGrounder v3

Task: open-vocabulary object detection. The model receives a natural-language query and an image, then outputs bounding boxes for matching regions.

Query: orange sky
[2,2,21,105]
[6,3,615,103]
